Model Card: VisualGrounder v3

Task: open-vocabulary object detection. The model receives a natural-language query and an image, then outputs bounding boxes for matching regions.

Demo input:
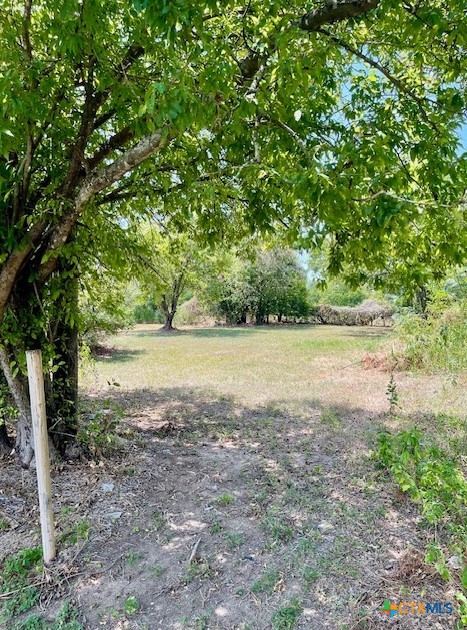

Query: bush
[376,428,467,621]
[133,299,163,324]
[309,278,368,307]
[393,299,466,372]
[174,296,212,326]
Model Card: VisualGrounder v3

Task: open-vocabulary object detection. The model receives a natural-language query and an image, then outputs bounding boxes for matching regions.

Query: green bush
[394,299,466,372]
[376,428,467,622]
[0,548,42,622]
[133,299,163,324]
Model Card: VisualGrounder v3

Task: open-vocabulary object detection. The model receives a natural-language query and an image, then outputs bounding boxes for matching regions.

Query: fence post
[26,349,56,564]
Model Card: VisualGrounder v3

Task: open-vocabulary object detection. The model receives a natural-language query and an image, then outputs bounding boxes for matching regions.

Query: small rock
[101,482,114,492]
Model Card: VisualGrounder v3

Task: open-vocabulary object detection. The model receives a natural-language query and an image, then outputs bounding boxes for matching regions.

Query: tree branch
[37,128,173,283]
[299,0,381,32]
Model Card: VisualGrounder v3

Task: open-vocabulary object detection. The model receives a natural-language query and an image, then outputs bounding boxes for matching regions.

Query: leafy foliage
[0,548,42,622]
[377,427,467,621]
[393,295,467,372]
[0,0,466,456]
[204,248,310,323]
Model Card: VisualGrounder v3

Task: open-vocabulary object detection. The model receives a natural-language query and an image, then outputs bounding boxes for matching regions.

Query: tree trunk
[160,294,177,331]
[47,273,79,456]
[415,285,429,318]
[0,422,12,455]
[161,310,175,331]
[0,347,34,467]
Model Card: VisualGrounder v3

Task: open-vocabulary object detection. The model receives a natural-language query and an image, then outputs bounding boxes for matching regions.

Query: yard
[1,325,465,629]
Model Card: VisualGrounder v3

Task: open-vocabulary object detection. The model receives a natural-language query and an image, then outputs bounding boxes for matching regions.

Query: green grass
[214,493,235,506]
[251,569,281,594]
[83,325,390,409]
[272,598,303,629]
[78,323,465,627]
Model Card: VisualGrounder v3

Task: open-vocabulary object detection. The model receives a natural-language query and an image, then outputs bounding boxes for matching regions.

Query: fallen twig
[188,537,202,565]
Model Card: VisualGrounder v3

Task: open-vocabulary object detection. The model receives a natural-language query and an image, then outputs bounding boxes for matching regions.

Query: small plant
[0,518,10,531]
[272,598,303,629]
[52,601,83,629]
[302,567,320,588]
[149,564,164,576]
[251,569,281,595]
[224,532,245,549]
[77,403,123,457]
[59,520,90,547]
[321,408,340,426]
[182,560,214,584]
[376,428,467,620]
[124,595,140,615]
[386,372,399,414]
[0,547,42,622]
[215,494,235,507]
[210,521,223,534]
[126,551,142,567]
[151,510,167,531]
[12,615,46,630]
[263,515,294,547]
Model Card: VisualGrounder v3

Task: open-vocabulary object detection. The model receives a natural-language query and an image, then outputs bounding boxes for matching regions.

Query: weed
[272,598,303,629]
[52,601,83,629]
[182,560,214,584]
[12,615,46,630]
[251,569,281,595]
[149,564,164,576]
[210,521,223,534]
[0,518,10,531]
[59,520,90,547]
[124,595,140,615]
[302,567,320,588]
[215,494,235,507]
[151,510,167,531]
[263,515,294,547]
[385,373,399,414]
[224,532,245,549]
[321,408,341,426]
[0,547,42,622]
[126,551,142,567]
[377,428,467,618]
[77,403,124,458]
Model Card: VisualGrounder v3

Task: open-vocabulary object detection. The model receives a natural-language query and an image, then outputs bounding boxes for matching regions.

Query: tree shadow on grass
[93,347,146,363]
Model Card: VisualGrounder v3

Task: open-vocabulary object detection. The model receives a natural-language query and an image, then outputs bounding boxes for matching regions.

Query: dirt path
[1,382,460,628]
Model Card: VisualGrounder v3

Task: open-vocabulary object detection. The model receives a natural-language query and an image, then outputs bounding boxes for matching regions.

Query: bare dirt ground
[1,325,465,629]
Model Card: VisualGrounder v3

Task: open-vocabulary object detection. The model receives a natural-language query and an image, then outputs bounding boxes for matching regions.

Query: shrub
[376,428,467,618]
[393,299,466,372]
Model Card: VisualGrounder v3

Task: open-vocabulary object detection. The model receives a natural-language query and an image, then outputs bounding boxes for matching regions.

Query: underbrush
[0,548,83,629]
[392,299,466,372]
[376,427,467,625]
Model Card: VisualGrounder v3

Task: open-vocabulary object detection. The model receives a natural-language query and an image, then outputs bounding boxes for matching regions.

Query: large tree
[0,0,466,464]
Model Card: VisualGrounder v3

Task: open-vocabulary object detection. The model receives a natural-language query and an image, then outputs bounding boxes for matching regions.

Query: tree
[138,228,205,332]
[245,249,310,323]
[204,247,310,323]
[1,0,466,464]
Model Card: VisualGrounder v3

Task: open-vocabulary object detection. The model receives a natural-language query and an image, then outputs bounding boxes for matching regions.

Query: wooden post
[26,349,56,564]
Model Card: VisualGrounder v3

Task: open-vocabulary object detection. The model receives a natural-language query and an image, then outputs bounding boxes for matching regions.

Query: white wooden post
[26,349,56,564]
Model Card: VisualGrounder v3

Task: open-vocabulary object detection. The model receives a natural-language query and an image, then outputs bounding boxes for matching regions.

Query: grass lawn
[1,324,465,629]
